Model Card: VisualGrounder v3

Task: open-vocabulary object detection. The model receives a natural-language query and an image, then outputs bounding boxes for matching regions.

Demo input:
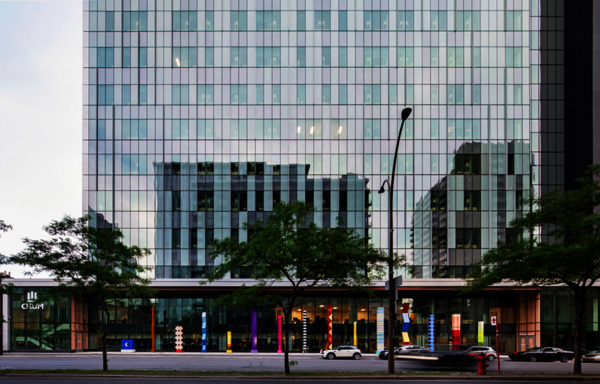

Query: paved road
[0,380,592,384]
[2,353,600,374]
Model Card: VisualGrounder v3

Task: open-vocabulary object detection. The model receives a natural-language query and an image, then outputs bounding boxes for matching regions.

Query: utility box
[121,339,135,353]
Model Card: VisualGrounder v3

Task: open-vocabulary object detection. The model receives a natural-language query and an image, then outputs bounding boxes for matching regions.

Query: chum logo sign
[21,292,43,310]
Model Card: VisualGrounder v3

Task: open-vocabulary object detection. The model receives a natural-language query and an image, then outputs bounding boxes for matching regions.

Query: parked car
[508,347,539,361]
[321,345,362,360]
[522,347,574,363]
[378,345,429,359]
[583,350,600,363]
[581,344,600,354]
[463,346,498,362]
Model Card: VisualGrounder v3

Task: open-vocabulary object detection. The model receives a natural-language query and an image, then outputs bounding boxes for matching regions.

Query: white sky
[0,0,83,277]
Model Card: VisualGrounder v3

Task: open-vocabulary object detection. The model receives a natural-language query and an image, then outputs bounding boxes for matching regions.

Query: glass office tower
[83,0,544,280]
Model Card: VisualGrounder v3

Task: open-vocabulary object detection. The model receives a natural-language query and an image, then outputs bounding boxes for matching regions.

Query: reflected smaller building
[410,140,532,279]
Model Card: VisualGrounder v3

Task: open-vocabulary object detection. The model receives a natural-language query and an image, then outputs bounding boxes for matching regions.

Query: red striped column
[327,303,333,350]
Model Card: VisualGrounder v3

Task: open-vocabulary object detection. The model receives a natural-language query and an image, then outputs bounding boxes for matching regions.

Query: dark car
[378,345,429,359]
[522,347,574,363]
[395,349,478,371]
[508,346,539,361]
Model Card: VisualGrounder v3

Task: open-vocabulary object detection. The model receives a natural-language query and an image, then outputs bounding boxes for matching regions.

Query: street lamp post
[379,107,412,375]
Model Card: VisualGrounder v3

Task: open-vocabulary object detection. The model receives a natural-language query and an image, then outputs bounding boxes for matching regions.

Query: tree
[0,220,14,291]
[10,215,154,370]
[463,165,600,374]
[0,220,13,355]
[207,201,402,374]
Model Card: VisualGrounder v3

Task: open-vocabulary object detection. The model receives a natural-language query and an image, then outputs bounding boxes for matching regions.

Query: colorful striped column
[251,311,258,353]
[175,325,183,352]
[452,314,461,350]
[302,310,307,353]
[478,321,484,346]
[427,314,435,351]
[353,321,357,347]
[376,307,384,353]
[277,315,282,353]
[401,303,410,345]
[227,331,232,353]
[327,304,333,349]
[201,312,207,353]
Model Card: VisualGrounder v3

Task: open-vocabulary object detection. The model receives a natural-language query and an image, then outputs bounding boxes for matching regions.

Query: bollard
[476,352,489,375]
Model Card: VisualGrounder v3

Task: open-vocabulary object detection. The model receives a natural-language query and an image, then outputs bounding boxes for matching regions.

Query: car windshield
[590,350,600,354]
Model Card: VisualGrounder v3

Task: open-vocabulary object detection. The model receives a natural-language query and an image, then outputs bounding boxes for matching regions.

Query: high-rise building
[4,0,600,353]
[82,1,551,279]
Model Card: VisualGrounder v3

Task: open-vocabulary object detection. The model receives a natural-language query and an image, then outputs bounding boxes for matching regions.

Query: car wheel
[487,355,496,362]
[327,353,335,360]
[353,353,361,360]
[529,355,537,362]
[560,355,569,363]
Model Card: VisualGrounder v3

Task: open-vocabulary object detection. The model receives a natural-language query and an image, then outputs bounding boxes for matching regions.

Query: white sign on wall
[21,292,43,310]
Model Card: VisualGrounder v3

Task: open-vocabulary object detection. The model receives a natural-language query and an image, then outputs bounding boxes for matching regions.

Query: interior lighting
[175,58,181,67]
[310,126,315,134]
[338,126,343,134]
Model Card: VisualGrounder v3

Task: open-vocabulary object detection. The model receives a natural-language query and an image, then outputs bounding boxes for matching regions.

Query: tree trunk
[102,310,111,371]
[573,289,586,375]
[284,310,290,375]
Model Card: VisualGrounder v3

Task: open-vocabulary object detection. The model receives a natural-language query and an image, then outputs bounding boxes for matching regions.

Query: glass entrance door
[76,332,83,352]
[519,335,535,351]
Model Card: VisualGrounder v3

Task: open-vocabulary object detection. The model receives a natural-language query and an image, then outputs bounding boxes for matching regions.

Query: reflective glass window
[398,11,414,30]
[315,11,331,30]
[123,11,147,31]
[231,11,248,31]
[173,11,198,31]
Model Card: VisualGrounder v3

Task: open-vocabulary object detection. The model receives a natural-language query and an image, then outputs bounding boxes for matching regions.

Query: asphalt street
[0,380,591,384]
[2,353,600,374]
[7,380,600,384]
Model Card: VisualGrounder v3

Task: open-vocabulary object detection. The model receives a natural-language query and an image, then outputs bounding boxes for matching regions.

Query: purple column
[251,310,258,353]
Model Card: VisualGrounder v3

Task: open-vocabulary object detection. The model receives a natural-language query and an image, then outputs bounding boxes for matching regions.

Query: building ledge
[4,277,554,290]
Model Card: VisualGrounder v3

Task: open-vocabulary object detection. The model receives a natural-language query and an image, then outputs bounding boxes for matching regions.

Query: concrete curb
[2,374,600,381]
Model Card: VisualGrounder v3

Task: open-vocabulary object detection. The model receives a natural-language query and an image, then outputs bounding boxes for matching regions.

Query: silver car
[464,346,498,362]
[583,350,600,363]
[321,345,362,360]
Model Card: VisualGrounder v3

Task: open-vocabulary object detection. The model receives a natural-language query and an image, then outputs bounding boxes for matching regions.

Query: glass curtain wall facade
[8,287,526,352]
[83,0,542,279]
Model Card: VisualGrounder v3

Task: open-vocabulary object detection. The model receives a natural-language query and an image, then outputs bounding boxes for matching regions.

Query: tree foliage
[207,201,403,373]
[10,215,154,370]
[463,164,600,374]
[0,220,11,237]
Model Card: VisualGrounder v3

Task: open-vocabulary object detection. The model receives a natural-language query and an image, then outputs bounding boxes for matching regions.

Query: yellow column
[353,321,357,346]
[227,331,232,353]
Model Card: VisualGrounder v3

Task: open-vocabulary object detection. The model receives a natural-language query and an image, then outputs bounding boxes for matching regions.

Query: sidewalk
[2,351,515,359]
[2,372,600,381]
[2,351,323,357]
